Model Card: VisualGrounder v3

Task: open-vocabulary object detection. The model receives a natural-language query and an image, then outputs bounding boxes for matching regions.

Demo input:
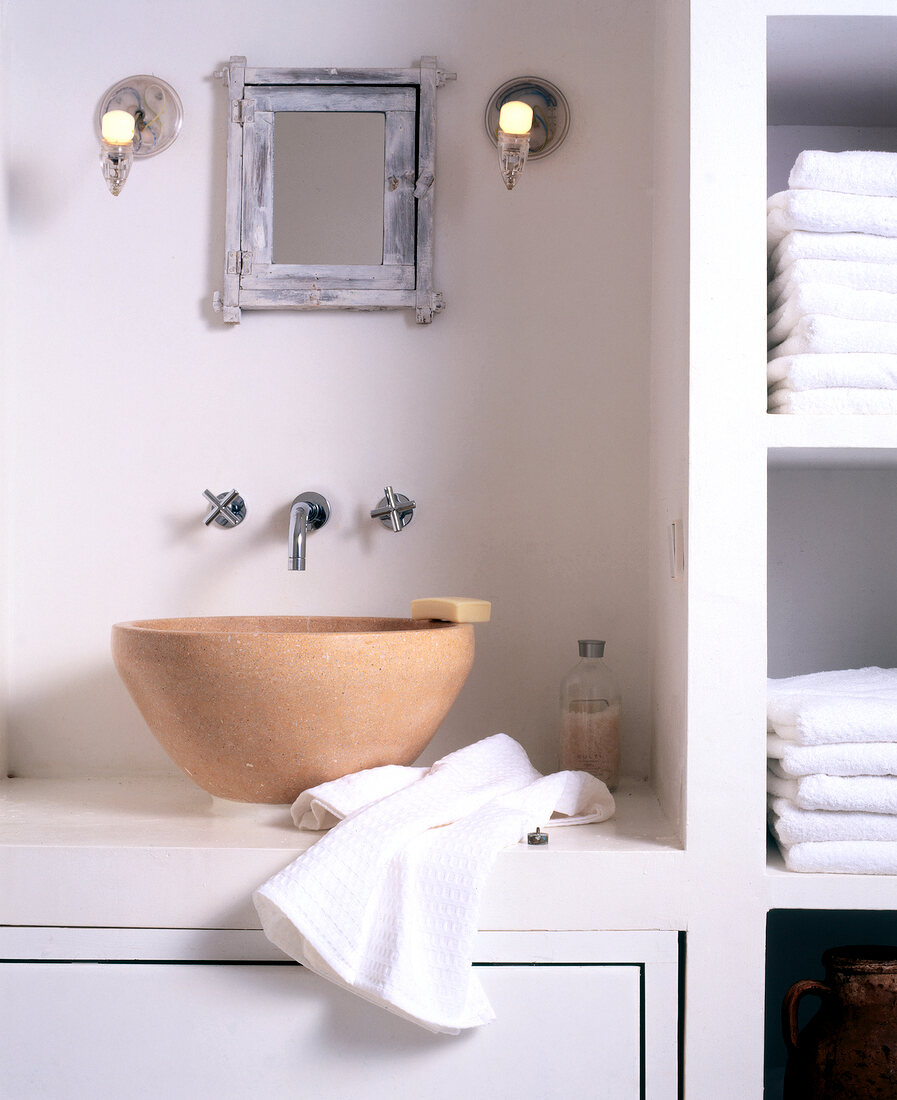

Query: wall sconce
[95,75,183,196]
[484,77,570,190]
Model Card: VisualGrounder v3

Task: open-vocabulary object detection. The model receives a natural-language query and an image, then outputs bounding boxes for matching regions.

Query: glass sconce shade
[485,77,570,190]
[100,140,135,196]
[497,131,531,190]
[95,75,183,196]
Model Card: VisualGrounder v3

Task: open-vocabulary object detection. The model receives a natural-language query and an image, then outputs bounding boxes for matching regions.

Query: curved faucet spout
[288,492,331,571]
[288,501,311,571]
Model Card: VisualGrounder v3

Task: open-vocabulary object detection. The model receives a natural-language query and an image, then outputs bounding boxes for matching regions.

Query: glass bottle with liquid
[559,640,621,790]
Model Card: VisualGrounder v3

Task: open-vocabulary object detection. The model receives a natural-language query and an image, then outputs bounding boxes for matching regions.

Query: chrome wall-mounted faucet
[289,492,330,571]
[370,486,416,532]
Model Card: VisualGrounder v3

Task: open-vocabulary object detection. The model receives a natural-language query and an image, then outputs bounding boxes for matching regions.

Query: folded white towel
[768,314,897,359]
[768,190,897,249]
[768,668,897,744]
[254,734,614,1034]
[769,265,897,314]
[768,260,897,310]
[768,765,897,814]
[767,352,897,390]
[770,230,897,270]
[767,386,897,414]
[775,838,897,874]
[789,150,897,199]
[767,733,897,777]
[768,794,897,844]
[768,283,897,347]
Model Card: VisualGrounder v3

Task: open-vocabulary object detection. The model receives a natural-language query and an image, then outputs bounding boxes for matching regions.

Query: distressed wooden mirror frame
[214,56,453,325]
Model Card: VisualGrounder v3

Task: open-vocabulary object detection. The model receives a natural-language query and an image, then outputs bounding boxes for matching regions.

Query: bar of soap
[410,597,491,623]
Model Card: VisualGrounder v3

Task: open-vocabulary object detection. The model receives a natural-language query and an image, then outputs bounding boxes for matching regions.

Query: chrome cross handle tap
[203,489,247,528]
[289,492,330,571]
[370,486,416,532]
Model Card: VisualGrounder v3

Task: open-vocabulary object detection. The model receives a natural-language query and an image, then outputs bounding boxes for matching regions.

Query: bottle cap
[578,640,605,658]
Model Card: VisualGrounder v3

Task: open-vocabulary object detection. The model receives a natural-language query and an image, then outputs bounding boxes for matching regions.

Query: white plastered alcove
[1,0,665,790]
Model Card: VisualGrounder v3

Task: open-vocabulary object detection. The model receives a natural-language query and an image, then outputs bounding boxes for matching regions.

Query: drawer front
[1,961,643,1099]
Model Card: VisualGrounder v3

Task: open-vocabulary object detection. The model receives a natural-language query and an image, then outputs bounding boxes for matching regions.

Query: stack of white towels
[768,667,897,873]
[768,149,897,414]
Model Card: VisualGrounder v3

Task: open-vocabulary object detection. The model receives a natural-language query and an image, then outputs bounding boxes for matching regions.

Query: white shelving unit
[765,3,897,880]
[681,2,897,1095]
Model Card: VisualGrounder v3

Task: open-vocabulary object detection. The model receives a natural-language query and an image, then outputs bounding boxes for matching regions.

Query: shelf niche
[768,15,897,215]
[765,908,897,1097]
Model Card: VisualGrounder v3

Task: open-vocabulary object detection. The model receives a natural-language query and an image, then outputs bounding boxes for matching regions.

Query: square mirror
[273,113,386,266]
[214,57,453,325]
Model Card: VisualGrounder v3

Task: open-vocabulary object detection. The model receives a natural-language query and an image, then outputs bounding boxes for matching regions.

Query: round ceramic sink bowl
[111,616,475,804]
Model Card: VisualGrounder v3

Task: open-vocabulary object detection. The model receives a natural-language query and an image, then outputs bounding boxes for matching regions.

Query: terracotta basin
[111,616,474,803]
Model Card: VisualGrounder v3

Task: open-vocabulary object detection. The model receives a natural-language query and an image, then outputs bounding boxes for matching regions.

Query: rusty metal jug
[782,945,897,1098]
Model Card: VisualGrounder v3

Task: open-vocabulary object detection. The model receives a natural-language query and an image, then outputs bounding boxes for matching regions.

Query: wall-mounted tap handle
[203,489,247,528]
[371,486,416,533]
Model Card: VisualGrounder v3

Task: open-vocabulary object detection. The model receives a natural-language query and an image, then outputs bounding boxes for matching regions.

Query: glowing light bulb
[498,100,533,135]
[101,110,136,146]
[496,101,533,190]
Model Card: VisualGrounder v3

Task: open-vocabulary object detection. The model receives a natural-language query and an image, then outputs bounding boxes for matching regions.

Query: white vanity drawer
[1,928,681,1100]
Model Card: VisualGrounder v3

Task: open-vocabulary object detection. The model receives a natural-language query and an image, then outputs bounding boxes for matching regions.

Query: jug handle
[782,979,831,1054]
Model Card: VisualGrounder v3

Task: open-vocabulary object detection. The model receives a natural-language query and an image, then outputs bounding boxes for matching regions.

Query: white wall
[768,466,897,677]
[2,0,656,781]
[649,0,689,835]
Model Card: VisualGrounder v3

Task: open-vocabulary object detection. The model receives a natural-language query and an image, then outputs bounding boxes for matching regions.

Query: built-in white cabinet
[682,2,897,1095]
[671,1,897,1094]
[0,778,682,1095]
[0,930,679,1100]
[765,15,897,1096]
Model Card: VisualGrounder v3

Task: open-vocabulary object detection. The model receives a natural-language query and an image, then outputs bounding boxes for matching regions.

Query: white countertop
[1,775,683,932]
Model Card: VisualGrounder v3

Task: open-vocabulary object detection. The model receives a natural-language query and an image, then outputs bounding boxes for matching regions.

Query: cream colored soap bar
[410,597,492,623]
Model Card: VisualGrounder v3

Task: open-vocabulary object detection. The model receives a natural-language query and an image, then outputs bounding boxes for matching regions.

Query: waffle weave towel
[254,734,614,1034]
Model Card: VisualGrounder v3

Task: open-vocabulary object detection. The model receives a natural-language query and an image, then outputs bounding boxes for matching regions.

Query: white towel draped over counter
[254,734,615,1034]
[767,668,897,873]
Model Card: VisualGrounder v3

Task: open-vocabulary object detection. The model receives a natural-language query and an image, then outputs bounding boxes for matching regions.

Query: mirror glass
[273,112,386,266]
